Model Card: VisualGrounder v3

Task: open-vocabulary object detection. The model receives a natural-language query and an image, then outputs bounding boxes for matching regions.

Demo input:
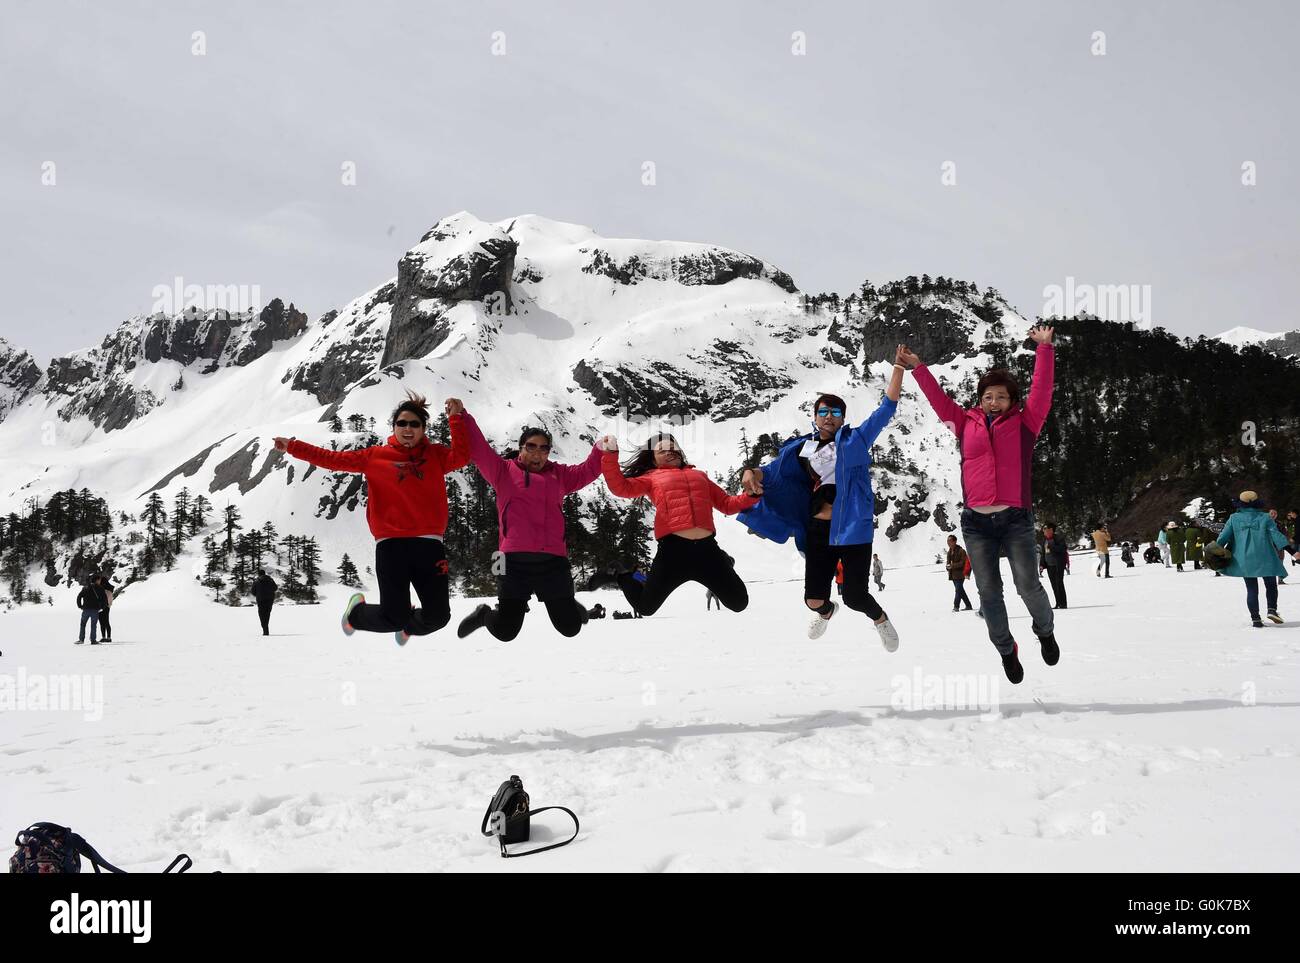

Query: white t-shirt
[800,438,837,486]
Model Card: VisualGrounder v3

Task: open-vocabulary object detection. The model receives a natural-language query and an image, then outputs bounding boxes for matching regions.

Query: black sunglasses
[394,419,424,429]
[523,441,552,453]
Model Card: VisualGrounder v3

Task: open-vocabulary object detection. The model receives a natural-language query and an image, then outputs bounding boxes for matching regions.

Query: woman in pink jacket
[898,325,1058,684]
[597,433,761,615]
[456,413,604,641]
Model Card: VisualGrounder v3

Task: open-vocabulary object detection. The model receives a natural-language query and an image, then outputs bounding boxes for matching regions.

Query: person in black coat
[1038,523,1070,610]
[251,570,278,636]
[96,574,116,642]
[75,577,108,645]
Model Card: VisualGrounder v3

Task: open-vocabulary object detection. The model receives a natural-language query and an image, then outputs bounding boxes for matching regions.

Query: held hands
[597,434,620,452]
[1029,324,1055,345]
[741,468,764,496]
[444,398,464,417]
[272,436,295,452]
[896,345,921,370]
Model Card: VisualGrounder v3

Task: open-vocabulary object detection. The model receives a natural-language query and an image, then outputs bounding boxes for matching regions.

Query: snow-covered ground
[3,544,1299,872]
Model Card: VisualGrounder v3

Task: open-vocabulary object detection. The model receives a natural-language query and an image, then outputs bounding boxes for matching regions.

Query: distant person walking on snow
[899,324,1059,685]
[737,352,906,649]
[1168,522,1187,571]
[274,390,469,645]
[1214,491,1300,627]
[872,554,885,591]
[251,569,277,636]
[75,576,107,645]
[1091,522,1112,578]
[1039,523,1069,609]
[1157,523,1172,567]
[946,535,973,611]
[1185,523,1205,571]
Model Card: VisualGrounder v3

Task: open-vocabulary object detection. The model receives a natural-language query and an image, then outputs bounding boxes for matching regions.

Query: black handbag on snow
[480,775,579,858]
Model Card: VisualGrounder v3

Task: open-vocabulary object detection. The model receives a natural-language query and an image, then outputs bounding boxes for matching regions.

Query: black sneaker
[1266,610,1283,624]
[90,640,100,646]
[1251,618,1264,628]
[74,640,84,645]
[1001,643,1024,684]
[457,603,492,639]
[1037,631,1060,666]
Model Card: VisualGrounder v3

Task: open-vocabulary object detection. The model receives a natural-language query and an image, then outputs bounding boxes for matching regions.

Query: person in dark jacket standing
[75,577,107,645]
[96,574,116,642]
[945,535,973,611]
[1039,523,1070,609]
[251,569,277,636]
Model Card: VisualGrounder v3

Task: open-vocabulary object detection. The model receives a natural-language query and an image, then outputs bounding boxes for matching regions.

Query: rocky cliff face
[0,337,41,422]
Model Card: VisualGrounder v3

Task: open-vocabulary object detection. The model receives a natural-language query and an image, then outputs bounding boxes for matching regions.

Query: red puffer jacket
[601,452,759,539]
[284,414,469,540]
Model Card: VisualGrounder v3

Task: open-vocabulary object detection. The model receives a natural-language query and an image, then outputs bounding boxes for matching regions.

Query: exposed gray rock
[142,433,236,495]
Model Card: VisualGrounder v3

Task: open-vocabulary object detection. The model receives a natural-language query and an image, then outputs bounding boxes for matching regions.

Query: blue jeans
[1244,577,1278,620]
[79,608,100,642]
[961,508,1055,655]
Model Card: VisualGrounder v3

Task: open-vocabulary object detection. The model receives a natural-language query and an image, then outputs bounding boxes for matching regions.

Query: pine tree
[223,504,242,552]
[337,553,361,588]
[189,495,211,536]
[172,487,191,551]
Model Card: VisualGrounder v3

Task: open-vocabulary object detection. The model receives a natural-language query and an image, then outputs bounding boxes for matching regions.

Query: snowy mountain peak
[1215,325,1284,347]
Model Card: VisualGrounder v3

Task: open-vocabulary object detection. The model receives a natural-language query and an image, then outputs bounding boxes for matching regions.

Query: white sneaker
[875,615,899,652]
[808,602,837,639]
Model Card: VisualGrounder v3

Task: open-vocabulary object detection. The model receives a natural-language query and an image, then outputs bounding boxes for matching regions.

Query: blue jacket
[1216,508,1292,578]
[737,396,898,551]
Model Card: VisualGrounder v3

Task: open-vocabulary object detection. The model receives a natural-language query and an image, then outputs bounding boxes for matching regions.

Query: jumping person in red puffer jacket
[595,433,761,615]
[273,390,468,644]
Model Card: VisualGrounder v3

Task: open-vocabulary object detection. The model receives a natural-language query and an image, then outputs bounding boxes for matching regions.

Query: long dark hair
[621,433,689,478]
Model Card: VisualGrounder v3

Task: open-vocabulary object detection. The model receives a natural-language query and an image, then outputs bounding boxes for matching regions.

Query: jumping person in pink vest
[897,325,1058,684]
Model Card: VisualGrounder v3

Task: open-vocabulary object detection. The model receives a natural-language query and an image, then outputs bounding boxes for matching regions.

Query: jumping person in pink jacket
[897,325,1058,684]
[456,411,604,641]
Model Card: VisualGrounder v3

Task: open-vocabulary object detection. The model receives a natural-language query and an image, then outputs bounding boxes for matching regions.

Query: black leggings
[486,598,586,641]
[618,534,748,616]
[349,537,451,635]
[98,609,111,639]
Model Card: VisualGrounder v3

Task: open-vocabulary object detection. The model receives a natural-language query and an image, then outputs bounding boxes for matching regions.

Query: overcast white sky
[1,0,1296,365]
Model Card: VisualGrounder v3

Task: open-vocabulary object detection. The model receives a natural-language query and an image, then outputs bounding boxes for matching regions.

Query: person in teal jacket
[1215,491,1300,627]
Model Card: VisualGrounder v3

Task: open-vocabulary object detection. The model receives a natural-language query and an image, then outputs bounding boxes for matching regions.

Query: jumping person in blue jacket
[738,347,907,649]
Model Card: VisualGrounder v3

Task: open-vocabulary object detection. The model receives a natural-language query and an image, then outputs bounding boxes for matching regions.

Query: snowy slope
[1214,326,1285,348]
[2,555,1297,871]
[0,213,1045,581]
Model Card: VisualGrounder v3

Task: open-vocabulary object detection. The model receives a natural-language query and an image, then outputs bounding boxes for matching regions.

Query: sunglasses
[523,442,551,453]
[394,419,424,429]
[816,406,844,418]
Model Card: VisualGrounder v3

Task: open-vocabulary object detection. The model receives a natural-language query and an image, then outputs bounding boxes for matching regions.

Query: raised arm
[600,449,653,500]
[459,410,510,489]
[1021,327,1056,435]
[439,402,470,473]
[554,443,605,495]
[709,477,762,516]
[898,346,965,435]
[281,437,371,474]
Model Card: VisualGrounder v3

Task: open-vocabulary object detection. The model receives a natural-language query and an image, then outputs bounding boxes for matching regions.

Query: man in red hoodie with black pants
[274,391,468,644]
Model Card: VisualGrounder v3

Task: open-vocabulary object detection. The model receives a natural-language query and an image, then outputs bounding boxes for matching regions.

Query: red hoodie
[284,414,469,540]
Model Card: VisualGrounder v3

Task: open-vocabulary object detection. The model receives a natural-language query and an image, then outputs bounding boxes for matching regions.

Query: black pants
[1045,566,1067,608]
[349,538,451,635]
[256,600,272,635]
[485,553,585,641]
[619,534,747,616]
[1097,552,1110,576]
[952,579,972,609]
[98,608,112,640]
[804,519,883,620]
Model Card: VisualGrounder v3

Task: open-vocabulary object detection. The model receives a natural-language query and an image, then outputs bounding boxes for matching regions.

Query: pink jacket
[911,343,1054,510]
[462,412,603,556]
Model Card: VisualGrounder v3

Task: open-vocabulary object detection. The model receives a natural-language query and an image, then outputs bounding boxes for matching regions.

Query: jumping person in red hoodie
[898,325,1057,683]
[597,433,761,615]
[456,414,604,640]
[273,390,468,645]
